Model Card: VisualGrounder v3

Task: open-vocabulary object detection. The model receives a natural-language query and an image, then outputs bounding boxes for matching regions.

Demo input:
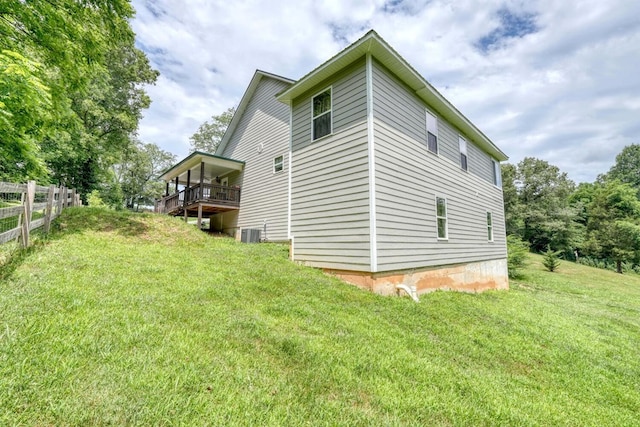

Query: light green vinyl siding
[220,77,291,241]
[290,59,371,271]
[372,59,507,271]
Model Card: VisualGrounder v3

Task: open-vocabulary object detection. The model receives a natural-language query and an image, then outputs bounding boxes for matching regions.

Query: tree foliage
[504,157,582,254]
[501,163,525,236]
[0,50,50,181]
[189,107,236,153]
[0,0,158,205]
[113,142,176,211]
[582,180,640,273]
[606,144,640,193]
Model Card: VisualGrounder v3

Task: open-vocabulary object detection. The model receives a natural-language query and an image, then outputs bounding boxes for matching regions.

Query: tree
[509,157,583,254]
[42,41,159,200]
[507,234,529,278]
[114,142,176,210]
[189,107,236,153]
[582,180,640,273]
[542,247,561,272]
[607,144,640,193]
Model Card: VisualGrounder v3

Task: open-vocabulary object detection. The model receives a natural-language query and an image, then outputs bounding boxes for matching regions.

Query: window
[492,160,502,186]
[426,111,438,153]
[312,88,332,140]
[487,212,493,241]
[436,197,448,239]
[273,155,284,173]
[459,137,468,171]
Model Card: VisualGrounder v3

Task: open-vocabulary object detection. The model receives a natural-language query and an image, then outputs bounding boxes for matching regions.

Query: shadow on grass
[0,207,150,281]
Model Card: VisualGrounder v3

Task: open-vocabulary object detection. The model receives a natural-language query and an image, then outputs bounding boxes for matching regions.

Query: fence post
[44,184,56,233]
[21,181,36,248]
[56,186,64,215]
[62,187,68,209]
[69,188,76,207]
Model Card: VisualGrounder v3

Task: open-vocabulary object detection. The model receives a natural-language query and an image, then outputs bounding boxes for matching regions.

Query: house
[157,30,509,294]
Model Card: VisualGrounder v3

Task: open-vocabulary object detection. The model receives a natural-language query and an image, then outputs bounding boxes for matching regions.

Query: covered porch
[155,151,244,228]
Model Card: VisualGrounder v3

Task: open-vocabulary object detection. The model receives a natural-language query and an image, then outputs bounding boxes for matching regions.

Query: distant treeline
[503,144,640,273]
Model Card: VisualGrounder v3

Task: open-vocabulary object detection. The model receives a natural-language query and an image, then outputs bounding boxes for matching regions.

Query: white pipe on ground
[396,284,419,303]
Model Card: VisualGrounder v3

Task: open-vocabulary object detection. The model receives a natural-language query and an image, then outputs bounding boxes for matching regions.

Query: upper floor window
[459,137,468,171]
[492,160,502,187]
[312,88,332,140]
[436,196,448,239]
[426,111,438,153]
[273,155,284,173]
[487,212,493,241]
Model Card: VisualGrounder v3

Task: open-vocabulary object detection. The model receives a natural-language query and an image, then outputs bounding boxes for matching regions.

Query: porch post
[174,176,179,193]
[165,181,169,197]
[199,161,205,200]
[197,203,203,229]
[186,169,191,206]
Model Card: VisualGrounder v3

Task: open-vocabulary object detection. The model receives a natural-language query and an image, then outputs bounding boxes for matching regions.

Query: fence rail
[0,181,81,248]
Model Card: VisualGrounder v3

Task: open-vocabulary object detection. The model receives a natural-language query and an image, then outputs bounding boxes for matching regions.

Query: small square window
[436,197,448,239]
[273,155,284,173]
[426,111,438,154]
[459,137,468,171]
[487,212,493,241]
[312,88,332,140]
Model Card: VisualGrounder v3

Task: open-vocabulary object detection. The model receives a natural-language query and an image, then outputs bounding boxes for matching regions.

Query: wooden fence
[0,181,81,248]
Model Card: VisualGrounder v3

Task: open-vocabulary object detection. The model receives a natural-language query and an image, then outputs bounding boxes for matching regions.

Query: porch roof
[159,151,245,184]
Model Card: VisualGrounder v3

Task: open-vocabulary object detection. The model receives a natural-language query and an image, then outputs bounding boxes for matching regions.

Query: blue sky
[131,0,640,183]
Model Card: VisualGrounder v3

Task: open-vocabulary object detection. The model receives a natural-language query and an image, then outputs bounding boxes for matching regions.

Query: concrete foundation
[325,258,509,295]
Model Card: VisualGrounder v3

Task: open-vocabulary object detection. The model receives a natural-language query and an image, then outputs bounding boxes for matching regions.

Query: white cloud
[131,0,640,183]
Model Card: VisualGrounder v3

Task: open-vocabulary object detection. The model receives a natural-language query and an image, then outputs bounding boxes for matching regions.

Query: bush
[542,247,561,272]
[507,235,529,278]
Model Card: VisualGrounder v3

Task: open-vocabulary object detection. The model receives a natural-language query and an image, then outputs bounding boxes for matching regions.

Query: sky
[130,0,640,184]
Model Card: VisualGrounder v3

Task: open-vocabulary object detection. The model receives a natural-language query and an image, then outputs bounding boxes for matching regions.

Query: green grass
[1,207,639,426]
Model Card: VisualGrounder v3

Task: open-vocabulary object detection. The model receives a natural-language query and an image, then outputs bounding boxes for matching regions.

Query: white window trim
[426,110,438,155]
[273,155,284,174]
[311,86,333,142]
[435,196,448,240]
[487,211,494,242]
[459,136,468,171]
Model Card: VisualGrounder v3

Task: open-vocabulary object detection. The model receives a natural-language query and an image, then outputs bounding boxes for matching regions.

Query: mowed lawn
[1,208,639,426]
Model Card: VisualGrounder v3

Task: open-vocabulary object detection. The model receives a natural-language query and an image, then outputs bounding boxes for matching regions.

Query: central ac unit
[241,228,261,243]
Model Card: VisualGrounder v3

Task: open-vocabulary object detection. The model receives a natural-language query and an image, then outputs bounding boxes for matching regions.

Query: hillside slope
[1,207,639,426]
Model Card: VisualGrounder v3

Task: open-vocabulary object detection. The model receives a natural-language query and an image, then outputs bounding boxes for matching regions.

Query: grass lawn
[1,207,639,426]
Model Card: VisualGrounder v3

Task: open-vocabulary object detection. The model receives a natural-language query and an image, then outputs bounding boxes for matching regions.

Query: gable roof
[215,70,294,156]
[276,30,508,162]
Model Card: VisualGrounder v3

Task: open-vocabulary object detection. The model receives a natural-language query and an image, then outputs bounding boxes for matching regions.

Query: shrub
[507,235,529,278]
[87,190,106,207]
